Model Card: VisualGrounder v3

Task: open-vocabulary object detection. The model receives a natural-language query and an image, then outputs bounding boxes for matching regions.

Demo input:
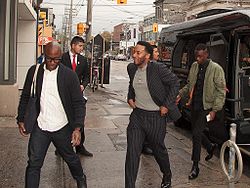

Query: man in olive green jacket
[176,43,226,180]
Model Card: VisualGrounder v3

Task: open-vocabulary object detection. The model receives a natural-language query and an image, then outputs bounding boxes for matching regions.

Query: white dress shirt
[37,65,68,132]
[69,51,78,66]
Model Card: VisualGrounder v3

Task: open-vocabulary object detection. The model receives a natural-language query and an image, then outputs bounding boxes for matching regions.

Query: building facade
[143,13,156,43]
[113,23,140,54]
[154,0,186,24]
[185,0,250,20]
[0,0,42,116]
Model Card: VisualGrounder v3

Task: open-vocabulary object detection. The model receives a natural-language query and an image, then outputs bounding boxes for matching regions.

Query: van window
[208,33,228,73]
[173,41,185,68]
[173,39,197,69]
[239,35,250,75]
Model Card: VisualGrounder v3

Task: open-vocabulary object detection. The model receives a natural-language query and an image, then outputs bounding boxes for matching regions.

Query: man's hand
[128,99,136,109]
[71,128,81,147]
[160,106,169,116]
[176,95,181,105]
[209,111,216,121]
[80,85,84,92]
[18,122,29,137]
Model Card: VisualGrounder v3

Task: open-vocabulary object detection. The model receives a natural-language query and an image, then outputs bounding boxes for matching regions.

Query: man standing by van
[126,41,180,188]
[176,43,226,180]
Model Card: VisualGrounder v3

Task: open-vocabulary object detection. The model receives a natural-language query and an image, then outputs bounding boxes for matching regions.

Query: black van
[159,9,250,153]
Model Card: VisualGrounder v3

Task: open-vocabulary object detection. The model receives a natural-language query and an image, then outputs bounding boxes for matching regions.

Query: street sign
[38,36,53,45]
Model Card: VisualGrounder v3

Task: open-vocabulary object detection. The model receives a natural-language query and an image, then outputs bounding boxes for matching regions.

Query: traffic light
[77,23,85,35]
[39,11,46,20]
[117,0,127,4]
[153,23,158,33]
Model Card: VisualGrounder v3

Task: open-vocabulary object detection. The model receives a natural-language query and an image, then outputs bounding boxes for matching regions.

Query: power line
[42,2,153,6]
[98,0,145,17]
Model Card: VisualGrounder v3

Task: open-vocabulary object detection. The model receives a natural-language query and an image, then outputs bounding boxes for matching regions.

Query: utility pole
[123,23,129,56]
[63,16,69,52]
[110,32,113,51]
[86,0,93,88]
[86,0,93,43]
[69,0,73,41]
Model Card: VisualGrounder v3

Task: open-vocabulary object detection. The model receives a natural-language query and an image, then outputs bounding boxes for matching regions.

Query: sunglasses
[45,56,61,63]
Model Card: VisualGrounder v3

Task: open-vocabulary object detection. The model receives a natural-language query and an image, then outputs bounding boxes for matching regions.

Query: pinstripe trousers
[125,108,172,188]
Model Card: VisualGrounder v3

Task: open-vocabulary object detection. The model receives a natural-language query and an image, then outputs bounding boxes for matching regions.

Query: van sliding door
[236,34,250,121]
[208,33,228,75]
[207,33,229,142]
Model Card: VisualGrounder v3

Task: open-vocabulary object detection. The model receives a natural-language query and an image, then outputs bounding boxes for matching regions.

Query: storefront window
[0,0,17,84]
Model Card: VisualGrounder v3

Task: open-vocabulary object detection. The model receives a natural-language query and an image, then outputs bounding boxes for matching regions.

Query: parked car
[115,54,127,61]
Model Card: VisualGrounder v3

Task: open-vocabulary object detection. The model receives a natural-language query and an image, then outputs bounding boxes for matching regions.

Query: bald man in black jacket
[17,42,87,188]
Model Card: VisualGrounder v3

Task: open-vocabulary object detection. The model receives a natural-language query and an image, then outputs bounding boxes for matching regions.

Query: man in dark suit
[125,41,180,188]
[17,42,87,188]
[60,36,93,157]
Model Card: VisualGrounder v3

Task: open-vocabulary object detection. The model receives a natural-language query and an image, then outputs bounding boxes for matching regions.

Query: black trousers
[25,124,84,188]
[76,99,86,149]
[191,109,212,162]
[125,108,171,188]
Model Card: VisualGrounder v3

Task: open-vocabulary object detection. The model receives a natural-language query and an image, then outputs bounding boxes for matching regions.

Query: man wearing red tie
[57,36,93,157]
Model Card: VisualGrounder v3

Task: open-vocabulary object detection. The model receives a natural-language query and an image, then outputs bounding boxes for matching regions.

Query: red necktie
[72,54,76,71]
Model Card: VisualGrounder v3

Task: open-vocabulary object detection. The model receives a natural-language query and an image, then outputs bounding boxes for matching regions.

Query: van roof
[160,9,250,40]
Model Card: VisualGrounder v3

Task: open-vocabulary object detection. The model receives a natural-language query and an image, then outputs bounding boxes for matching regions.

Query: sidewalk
[0,87,249,188]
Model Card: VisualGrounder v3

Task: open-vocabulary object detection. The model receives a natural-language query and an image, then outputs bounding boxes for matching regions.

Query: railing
[220,123,243,188]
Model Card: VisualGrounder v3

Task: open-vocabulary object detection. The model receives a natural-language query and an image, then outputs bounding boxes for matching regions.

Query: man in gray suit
[125,41,180,188]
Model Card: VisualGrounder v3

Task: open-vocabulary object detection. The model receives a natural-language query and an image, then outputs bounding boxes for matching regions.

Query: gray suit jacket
[127,61,181,122]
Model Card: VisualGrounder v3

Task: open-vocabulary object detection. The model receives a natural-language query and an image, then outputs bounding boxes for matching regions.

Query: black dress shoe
[205,143,217,161]
[142,146,153,155]
[76,175,87,188]
[188,166,199,180]
[76,146,93,157]
[161,174,171,188]
[161,182,171,188]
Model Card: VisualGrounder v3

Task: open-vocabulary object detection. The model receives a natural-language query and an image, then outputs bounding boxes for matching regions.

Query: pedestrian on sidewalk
[151,44,160,62]
[176,43,226,180]
[58,36,93,157]
[125,41,180,188]
[17,42,87,188]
